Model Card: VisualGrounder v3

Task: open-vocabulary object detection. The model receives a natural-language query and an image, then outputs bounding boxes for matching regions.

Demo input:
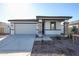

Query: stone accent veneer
[37,22,43,37]
[64,22,69,35]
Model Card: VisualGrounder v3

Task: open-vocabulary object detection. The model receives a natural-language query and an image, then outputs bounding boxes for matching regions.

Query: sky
[1,3,79,22]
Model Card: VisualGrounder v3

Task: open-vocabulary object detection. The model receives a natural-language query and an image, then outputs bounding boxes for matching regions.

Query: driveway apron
[0,34,35,53]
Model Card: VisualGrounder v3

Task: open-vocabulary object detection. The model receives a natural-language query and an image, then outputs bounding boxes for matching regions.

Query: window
[50,22,56,30]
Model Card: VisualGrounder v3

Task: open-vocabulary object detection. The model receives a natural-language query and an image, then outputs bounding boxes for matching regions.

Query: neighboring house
[69,20,79,28]
[0,22,10,35]
[8,16,72,37]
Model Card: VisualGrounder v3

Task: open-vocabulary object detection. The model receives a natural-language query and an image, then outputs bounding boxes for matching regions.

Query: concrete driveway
[0,34,35,56]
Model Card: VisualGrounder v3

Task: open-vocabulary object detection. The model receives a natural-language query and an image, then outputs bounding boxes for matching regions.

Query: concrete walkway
[35,36,52,41]
[0,34,35,56]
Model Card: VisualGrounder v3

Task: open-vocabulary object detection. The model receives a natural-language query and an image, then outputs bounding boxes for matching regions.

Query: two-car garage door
[15,24,36,34]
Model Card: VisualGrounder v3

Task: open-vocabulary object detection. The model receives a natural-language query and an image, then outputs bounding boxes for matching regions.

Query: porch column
[78,23,79,30]
[64,21,69,35]
[37,19,43,37]
[10,23,15,35]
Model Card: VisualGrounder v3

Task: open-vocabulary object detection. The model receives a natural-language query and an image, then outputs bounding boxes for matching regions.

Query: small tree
[68,26,78,39]
[71,26,78,34]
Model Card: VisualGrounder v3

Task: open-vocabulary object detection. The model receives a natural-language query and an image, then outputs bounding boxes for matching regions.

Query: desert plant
[41,39,44,44]
[56,35,61,40]
[36,34,38,37]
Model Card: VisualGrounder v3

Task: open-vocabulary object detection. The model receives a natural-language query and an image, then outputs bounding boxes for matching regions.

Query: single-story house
[8,16,72,37]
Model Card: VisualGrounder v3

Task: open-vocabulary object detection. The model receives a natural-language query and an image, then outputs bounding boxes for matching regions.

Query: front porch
[44,20,63,36]
[36,16,72,37]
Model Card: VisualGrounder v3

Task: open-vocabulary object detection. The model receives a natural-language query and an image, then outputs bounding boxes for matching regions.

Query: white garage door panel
[15,24,36,34]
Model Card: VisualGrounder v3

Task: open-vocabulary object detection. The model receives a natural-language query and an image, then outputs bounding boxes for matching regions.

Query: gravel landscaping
[31,37,79,56]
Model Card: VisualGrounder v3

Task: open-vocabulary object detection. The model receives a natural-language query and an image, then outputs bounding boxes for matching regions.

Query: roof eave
[36,16,72,20]
[8,19,37,21]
